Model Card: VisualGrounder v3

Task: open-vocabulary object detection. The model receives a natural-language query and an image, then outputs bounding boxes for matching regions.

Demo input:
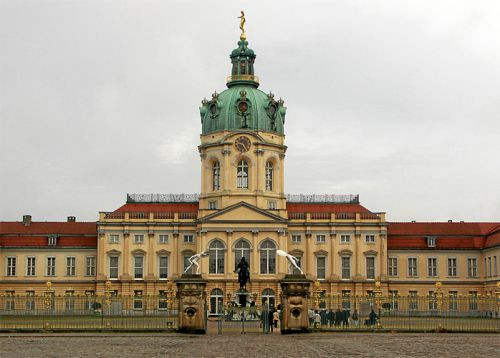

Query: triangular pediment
[199,201,287,223]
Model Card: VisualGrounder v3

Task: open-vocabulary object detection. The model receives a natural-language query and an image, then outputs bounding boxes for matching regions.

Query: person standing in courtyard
[273,308,279,330]
[351,309,360,328]
[314,310,321,328]
[269,308,275,332]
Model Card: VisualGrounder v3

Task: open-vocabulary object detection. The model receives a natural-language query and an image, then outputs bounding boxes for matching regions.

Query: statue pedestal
[176,274,207,334]
[280,274,311,334]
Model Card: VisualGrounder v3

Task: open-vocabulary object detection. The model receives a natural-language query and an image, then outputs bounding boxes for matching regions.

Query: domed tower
[198,25,287,215]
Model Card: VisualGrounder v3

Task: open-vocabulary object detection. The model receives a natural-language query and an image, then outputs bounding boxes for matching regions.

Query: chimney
[67,216,76,222]
[22,215,32,226]
[448,219,453,223]
[411,220,416,223]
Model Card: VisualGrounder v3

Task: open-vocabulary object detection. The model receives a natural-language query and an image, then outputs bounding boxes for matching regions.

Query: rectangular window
[341,256,351,279]
[86,257,96,276]
[109,256,119,279]
[66,257,76,276]
[340,235,350,243]
[409,291,418,311]
[389,290,399,310]
[109,234,119,244]
[133,290,143,310]
[158,290,168,310]
[208,201,217,210]
[467,258,477,277]
[366,257,375,279]
[183,255,192,274]
[46,257,56,276]
[447,258,457,277]
[427,237,435,247]
[134,256,144,279]
[158,234,168,244]
[365,235,375,243]
[427,258,437,277]
[65,290,75,311]
[488,257,492,278]
[6,257,16,276]
[316,256,326,279]
[495,256,498,277]
[290,255,302,275]
[291,235,301,243]
[449,291,458,311]
[5,291,15,310]
[468,291,478,310]
[26,290,35,311]
[48,236,57,246]
[183,235,194,243]
[428,291,437,310]
[316,234,326,243]
[388,257,398,276]
[159,256,168,279]
[268,201,277,210]
[134,234,144,244]
[85,290,95,310]
[341,290,351,309]
[408,257,417,277]
[26,257,36,276]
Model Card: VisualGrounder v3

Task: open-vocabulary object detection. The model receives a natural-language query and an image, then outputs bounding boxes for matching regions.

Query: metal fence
[307,295,500,332]
[0,295,178,331]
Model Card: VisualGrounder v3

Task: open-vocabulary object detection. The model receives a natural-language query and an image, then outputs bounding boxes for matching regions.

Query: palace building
[1,28,499,312]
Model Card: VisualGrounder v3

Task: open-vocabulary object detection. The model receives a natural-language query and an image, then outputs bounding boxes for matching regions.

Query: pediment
[199,201,287,223]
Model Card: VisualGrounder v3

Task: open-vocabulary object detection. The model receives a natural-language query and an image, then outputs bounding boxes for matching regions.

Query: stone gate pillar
[280,274,311,334]
[176,274,207,334]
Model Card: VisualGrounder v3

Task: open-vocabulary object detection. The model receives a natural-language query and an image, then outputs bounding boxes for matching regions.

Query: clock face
[235,136,251,152]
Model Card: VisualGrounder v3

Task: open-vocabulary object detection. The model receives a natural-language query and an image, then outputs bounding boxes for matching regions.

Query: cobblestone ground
[0,332,498,357]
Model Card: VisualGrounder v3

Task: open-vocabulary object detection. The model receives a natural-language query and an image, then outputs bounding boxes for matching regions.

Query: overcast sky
[1,0,499,223]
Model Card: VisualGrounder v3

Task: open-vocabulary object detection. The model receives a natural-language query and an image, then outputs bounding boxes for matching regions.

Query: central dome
[200,39,286,135]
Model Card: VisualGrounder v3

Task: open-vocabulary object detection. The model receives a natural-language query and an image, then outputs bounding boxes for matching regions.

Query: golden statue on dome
[238,11,246,40]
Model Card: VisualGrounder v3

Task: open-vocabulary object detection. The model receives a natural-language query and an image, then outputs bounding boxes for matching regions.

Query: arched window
[265,162,273,191]
[234,239,251,270]
[260,240,276,274]
[209,240,225,274]
[262,288,275,308]
[237,160,249,189]
[212,161,220,190]
[210,288,223,315]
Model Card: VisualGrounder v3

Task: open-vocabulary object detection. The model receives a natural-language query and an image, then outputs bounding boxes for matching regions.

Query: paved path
[0,332,498,357]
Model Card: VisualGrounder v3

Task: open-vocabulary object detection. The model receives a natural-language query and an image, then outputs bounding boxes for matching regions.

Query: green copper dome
[200,39,286,135]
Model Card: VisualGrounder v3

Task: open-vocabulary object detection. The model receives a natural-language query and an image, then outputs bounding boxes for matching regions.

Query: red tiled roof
[114,203,199,213]
[0,235,96,247]
[485,227,500,249]
[0,222,97,235]
[388,222,498,236]
[387,222,500,250]
[286,203,372,213]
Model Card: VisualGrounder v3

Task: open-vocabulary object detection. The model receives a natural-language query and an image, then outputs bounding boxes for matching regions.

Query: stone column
[354,231,361,279]
[380,233,387,280]
[305,231,312,278]
[97,232,106,280]
[252,230,259,276]
[226,230,233,277]
[172,232,179,278]
[146,232,155,280]
[329,229,336,280]
[121,232,131,280]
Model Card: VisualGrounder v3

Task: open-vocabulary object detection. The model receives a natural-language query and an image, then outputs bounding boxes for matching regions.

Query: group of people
[309,308,379,328]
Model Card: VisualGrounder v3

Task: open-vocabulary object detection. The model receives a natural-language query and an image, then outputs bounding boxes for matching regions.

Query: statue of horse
[234,256,250,290]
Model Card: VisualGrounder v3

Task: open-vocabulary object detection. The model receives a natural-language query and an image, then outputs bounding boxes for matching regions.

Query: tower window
[237,160,249,189]
[265,162,273,191]
[212,161,220,190]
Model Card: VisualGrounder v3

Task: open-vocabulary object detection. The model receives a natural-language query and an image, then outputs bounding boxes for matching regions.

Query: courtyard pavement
[0,332,498,357]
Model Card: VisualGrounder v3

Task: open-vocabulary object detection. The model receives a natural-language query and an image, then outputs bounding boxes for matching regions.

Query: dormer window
[48,236,57,246]
[427,236,436,248]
